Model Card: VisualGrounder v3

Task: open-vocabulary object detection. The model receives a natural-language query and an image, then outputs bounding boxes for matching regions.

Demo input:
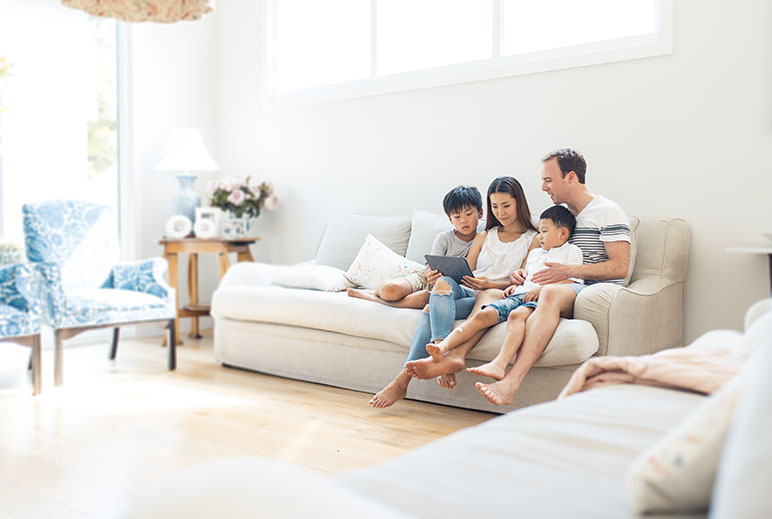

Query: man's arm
[530,241,630,285]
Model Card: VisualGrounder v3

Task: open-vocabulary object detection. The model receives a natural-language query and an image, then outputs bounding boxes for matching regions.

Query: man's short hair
[543,148,587,184]
[443,186,483,216]
[539,205,576,236]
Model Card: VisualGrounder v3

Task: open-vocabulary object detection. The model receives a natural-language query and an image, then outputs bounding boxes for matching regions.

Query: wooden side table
[160,237,258,344]
[726,246,772,295]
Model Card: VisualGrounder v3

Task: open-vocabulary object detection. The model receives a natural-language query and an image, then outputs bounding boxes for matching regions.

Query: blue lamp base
[174,173,200,224]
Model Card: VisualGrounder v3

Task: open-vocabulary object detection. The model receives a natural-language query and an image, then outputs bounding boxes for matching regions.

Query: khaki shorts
[404,271,430,292]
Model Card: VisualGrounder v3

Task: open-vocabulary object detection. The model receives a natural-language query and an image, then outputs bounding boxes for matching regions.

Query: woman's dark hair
[485,176,537,232]
[442,186,483,216]
[539,205,576,236]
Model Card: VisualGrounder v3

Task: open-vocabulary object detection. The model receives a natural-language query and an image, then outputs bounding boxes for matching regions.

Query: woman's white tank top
[474,227,537,283]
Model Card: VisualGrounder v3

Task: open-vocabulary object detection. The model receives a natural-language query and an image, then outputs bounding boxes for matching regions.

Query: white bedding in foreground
[338,384,704,518]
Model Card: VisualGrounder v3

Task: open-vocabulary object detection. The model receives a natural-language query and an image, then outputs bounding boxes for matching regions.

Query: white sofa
[132,300,772,518]
[211,210,690,413]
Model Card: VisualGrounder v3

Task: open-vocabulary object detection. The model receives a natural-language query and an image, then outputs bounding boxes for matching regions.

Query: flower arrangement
[207,176,277,219]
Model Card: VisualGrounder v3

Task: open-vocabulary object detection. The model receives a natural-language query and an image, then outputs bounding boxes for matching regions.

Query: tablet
[424,255,474,283]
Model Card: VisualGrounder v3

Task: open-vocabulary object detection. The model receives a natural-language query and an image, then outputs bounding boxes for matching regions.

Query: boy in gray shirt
[348,186,483,309]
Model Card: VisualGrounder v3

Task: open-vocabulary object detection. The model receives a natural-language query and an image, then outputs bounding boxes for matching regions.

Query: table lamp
[155,128,221,223]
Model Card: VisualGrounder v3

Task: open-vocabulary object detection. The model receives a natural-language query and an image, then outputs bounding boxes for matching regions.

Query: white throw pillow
[314,212,411,270]
[404,210,453,264]
[272,264,350,292]
[346,234,424,290]
[711,311,772,518]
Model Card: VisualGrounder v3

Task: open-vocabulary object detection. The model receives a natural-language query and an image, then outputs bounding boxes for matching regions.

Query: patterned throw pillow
[345,235,424,290]
[626,372,744,514]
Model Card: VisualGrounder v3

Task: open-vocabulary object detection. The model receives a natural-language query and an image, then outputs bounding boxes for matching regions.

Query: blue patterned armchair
[23,200,176,386]
[0,263,42,394]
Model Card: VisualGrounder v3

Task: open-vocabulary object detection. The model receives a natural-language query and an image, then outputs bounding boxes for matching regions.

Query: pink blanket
[558,331,746,399]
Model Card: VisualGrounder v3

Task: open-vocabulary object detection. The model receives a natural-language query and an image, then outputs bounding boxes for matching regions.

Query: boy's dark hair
[442,186,483,216]
[540,205,576,236]
[542,148,587,184]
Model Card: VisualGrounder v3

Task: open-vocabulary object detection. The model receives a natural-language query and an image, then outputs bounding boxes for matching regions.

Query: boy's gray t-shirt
[430,230,474,258]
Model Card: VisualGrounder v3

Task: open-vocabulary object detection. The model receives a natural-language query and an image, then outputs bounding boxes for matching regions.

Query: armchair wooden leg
[168,320,176,371]
[31,334,41,395]
[109,328,120,360]
[54,329,64,387]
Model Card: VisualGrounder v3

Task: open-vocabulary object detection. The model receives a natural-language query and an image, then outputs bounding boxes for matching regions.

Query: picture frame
[194,207,221,238]
[165,215,192,239]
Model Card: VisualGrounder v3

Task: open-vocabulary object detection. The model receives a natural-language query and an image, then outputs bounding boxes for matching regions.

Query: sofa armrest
[574,276,684,357]
[112,258,173,301]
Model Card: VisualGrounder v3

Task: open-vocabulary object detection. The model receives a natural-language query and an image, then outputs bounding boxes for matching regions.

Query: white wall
[207,0,772,344]
[128,15,219,332]
[133,0,772,344]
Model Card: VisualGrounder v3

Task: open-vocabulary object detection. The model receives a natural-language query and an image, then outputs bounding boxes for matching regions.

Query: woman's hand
[508,269,527,285]
[461,275,491,290]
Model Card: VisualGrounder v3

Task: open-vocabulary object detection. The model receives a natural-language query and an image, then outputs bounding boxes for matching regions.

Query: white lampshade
[155,128,221,172]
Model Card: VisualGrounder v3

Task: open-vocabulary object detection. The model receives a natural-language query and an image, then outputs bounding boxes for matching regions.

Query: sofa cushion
[211,286,598,368]
[405,210,453,264]
[314,212,411,270]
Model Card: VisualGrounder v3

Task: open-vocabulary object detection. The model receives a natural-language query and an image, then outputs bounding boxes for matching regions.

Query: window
[269,0,670,102]
[0,2,119,243]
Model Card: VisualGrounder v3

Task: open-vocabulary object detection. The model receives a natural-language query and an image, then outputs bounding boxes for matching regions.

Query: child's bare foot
[437,373,456,390]
[369,380,408,408]
[405,355,465,380]
[347,288,380,303]
[466,361,506,380]
[475,380,519,405]
[425,342,444,362]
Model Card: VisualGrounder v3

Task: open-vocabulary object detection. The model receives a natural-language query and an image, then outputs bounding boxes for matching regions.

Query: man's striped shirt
[569,195,631,285]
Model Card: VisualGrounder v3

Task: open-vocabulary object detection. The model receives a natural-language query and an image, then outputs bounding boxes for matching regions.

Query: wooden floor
[0,330,494,518]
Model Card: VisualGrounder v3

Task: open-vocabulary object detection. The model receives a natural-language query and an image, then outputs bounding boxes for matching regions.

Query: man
[475,148,631,404]
[406,148,631,406]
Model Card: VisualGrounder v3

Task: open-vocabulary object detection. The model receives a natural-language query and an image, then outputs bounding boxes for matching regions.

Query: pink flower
[228,189,245,206]
[264,195,278,211]
[263,182,275,197]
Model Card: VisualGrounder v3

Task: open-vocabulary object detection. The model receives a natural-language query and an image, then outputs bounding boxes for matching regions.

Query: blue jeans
[404,276,476,363]
[483,292,537,323]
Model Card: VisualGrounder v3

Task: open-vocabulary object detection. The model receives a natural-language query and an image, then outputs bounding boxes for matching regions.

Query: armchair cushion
[63,289,173,327]
[0,305,39,337]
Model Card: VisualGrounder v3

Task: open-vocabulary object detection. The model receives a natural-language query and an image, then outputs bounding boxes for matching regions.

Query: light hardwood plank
[0,331,494,517]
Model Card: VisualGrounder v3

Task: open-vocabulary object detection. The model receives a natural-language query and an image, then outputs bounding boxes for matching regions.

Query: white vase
[220,215,259,239]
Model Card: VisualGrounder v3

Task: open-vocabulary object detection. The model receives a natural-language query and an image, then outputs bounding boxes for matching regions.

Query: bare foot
[466,361,506,380]
[425,342,444,362]
[405,355,465,380]
[347,288,379,303]
[369,380,408,408]
[475,380,519,405]
[437,373,456,390]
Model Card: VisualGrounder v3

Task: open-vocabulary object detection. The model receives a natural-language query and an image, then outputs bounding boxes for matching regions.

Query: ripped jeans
[404,276,476,363]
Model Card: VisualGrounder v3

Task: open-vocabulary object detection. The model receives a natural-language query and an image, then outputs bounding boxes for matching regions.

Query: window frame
[265,0,672,107]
